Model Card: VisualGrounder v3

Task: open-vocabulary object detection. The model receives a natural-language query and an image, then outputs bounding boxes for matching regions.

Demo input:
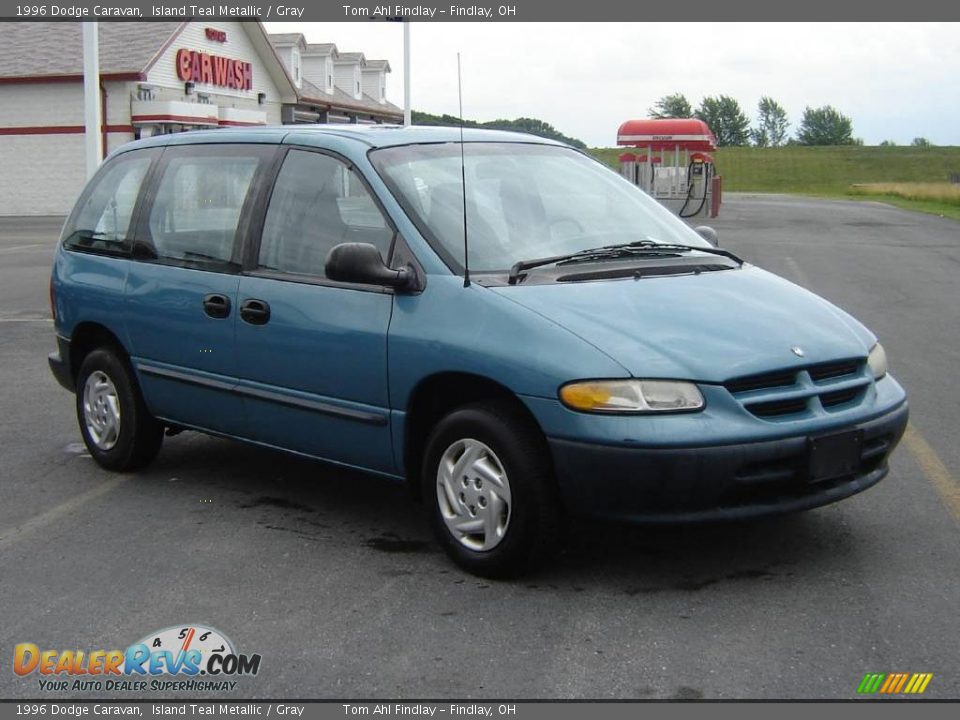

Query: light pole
[82,22,102,178]
[403,21,411,126]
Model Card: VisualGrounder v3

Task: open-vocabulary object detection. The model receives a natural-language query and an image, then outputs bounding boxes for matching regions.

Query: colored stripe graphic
[857,673,885,693]
[858,672,932,694]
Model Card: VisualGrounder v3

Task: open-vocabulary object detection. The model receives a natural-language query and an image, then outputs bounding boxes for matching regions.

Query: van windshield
[369,142,711,274]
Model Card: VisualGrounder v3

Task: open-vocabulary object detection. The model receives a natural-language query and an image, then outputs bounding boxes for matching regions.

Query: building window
[291,48,301,85]
[356,80,361,96]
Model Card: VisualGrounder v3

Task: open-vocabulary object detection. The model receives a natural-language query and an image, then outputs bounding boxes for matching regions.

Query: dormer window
[291,48,301,86]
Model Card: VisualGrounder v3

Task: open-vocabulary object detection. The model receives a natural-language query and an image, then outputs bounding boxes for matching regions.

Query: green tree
[879,140,897,147]
[411,111,586,148]
[695,95,751,146]
[751,96,789,147]
[911,137,933,147]
[648,93,693,119]
[796,105,855,145]
[483,117,587,149]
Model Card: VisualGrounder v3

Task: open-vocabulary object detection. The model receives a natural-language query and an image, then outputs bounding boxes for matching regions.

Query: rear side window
[146,152,262,268]
[63,153,153,253]
[257,149,393,279]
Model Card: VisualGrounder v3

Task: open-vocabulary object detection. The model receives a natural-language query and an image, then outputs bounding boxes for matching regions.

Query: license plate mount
[808,429,864,483]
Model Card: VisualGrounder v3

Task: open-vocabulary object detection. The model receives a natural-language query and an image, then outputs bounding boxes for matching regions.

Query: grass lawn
[589,146,960,220]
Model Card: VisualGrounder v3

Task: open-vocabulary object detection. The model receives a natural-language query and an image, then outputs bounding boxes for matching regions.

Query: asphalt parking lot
[1,196,958,700]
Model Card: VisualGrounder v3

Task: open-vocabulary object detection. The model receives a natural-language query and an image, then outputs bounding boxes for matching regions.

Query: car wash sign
[176,48,253,91]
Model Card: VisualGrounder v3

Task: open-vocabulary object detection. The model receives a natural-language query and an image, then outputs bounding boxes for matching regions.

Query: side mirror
[694,226,719,247]
[326,242,416,291]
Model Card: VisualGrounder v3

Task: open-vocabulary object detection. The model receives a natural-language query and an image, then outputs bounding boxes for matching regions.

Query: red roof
[617,119,717,151]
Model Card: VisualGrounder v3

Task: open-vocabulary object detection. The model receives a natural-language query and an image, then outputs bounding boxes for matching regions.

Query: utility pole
[403,21,411,126]
[82,22,102,178]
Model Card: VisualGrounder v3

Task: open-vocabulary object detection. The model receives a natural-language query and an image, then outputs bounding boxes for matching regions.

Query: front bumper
[548,400,909,522]
[48,335,74,392]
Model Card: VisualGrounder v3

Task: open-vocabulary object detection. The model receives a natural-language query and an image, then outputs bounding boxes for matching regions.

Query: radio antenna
[457,52,470,288]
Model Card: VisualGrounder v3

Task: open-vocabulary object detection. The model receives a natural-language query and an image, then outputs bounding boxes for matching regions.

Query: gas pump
[678,152,714,218]
[616,118,722,219]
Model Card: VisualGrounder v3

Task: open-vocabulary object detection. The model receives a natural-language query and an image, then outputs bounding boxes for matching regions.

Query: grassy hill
[589,145,960,219]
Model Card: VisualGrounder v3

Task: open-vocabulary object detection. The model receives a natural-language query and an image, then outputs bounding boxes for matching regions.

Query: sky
[264,22,959,147]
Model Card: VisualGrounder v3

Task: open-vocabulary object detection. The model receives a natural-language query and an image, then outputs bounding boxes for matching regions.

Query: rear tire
[76,348,163,471]
[422,400,563,578]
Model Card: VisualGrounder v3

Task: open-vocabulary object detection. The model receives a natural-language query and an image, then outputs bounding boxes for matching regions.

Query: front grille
[725,359,870,420]
[809,359,862,382]
[820,386,865,409]
[724,370,796,394]
[749,398,809,418]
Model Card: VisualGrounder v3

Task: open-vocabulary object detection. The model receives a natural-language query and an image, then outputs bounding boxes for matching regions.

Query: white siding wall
[0,83,86,215]
[361,69,384,103]
[334,62,361,99]
[0,22,288,216]
[273,45,302,89]
[301,55,333,94]
[0,83,85,126]
[0,134,86,215]
[146,21,283,118]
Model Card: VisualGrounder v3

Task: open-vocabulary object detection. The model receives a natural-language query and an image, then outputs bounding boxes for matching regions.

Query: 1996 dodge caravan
[49,126,908,576]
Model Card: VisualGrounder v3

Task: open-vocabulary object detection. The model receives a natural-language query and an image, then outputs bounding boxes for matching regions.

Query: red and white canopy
[617,119,717,152]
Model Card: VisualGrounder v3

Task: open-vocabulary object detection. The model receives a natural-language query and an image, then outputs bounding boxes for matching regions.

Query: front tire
[76,348,163,471]
[422,400,563,578]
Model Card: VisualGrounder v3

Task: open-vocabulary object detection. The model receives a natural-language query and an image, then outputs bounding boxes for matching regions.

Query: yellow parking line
[0,476,129,551]
[903,423,960,521]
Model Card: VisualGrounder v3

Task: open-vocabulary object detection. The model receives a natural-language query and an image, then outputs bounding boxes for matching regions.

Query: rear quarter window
[62,151,155,254]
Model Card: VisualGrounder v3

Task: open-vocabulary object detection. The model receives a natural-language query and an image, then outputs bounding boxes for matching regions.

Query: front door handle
[202,293,231,319]
[240,298,271,325]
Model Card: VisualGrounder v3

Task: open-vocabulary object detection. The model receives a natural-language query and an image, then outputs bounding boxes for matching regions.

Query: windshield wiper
[507,241,743,285]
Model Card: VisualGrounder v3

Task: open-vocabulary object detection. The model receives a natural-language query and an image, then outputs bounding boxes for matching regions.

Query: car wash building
[0,21,403,216]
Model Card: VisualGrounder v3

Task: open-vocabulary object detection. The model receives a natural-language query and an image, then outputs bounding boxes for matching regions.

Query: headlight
[559,379,704,414]
[867,343,888,380]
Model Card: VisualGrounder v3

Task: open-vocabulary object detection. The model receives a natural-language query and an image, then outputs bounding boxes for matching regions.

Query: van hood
[490,266,875,383]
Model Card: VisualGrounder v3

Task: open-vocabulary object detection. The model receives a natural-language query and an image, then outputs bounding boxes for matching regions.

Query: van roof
[124,124,567,151]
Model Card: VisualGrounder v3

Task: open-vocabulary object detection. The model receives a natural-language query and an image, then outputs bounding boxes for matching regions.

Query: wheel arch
[69,322,130,382]
[402,371,548,499]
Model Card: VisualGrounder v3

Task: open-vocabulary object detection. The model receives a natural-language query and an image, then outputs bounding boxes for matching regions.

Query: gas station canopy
[617,119,717,152]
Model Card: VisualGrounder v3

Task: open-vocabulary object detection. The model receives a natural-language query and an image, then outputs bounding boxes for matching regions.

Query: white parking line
[0,243,46,254]
[784,256,813,288]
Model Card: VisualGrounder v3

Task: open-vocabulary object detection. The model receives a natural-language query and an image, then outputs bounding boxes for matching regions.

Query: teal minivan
[49,126,908,576]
